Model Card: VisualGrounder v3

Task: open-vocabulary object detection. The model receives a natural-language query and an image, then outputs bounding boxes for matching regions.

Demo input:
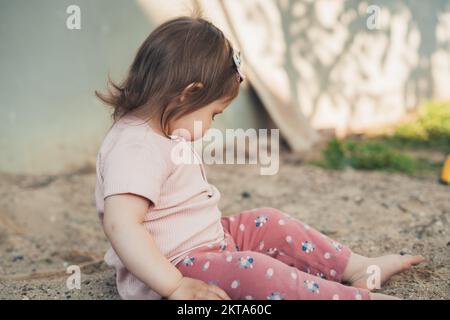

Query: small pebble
[354,196,363,204]
[241,191,251,199]
[399,248,410,255]
[12,255,24,262]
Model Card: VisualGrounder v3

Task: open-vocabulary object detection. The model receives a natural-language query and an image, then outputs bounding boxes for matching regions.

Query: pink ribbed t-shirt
[95,115,225,300]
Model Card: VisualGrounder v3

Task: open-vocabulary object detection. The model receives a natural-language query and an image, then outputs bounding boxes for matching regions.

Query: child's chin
[191,130,210,141]
[176,128,209,141]
[191,135,204,141]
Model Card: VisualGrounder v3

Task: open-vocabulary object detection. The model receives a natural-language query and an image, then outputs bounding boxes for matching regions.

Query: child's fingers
[208,285,232,300]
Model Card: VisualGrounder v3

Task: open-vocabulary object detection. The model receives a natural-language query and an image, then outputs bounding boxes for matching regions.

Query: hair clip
[232,49,245,83]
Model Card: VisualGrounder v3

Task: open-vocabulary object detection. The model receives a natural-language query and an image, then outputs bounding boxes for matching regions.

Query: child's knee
[244,207,287,221]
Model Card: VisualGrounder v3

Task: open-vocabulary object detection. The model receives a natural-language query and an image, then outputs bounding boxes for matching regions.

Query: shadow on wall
[242,0,450,135]
[2,0,449,174]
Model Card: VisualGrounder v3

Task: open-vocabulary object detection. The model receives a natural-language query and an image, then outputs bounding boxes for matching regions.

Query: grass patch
[313,100,449,176]
[315,138,441,175]
[381,100,450,153]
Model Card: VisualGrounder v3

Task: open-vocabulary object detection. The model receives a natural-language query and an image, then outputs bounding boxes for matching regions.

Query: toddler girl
[95,16,424,300]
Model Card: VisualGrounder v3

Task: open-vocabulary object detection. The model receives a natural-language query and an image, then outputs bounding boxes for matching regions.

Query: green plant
[344,140,416,173]
[318,138,440,176]
[314,100,448,176]
[387,100,450,153]
[322,138,346,169]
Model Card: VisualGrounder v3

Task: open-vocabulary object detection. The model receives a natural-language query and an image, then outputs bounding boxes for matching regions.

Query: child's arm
[103,193,231,300]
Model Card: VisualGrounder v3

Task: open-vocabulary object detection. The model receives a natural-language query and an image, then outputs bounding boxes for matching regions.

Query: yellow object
[441,155,450,184]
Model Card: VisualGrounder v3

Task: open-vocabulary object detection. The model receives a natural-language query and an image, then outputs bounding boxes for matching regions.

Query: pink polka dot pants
[175,207,371,300]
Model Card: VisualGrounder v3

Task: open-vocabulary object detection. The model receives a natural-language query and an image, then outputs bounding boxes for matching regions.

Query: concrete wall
[2,0,449,174]
[223,0,450,136]
[0,0,266,174]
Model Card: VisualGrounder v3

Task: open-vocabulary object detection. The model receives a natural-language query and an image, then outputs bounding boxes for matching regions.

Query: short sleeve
[101,142,168,206]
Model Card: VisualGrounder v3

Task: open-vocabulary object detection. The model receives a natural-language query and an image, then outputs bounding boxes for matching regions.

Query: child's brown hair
[95,15,241,136]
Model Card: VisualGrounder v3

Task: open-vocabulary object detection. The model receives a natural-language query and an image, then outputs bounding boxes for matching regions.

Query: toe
[410,255,425,265]
[401,254,425,269]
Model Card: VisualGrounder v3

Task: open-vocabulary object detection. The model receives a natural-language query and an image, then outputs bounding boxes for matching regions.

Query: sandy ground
[0,157,449,300]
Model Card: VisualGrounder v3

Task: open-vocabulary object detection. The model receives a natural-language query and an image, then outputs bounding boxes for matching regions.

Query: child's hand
[167,277,231,300]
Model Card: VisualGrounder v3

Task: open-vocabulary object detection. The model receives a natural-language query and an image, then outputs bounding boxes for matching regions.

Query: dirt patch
[0,159,448,299]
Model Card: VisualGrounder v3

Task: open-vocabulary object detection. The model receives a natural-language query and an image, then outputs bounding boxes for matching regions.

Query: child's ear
[180,82,204,102]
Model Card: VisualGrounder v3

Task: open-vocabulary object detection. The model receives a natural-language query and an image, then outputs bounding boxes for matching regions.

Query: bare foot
[342,252,425,290]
